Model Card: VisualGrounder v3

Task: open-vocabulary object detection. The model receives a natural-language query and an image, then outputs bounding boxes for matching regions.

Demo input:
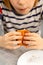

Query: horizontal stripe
[30,30,39,33]
[27,12,41,18]
[4,20,38,25]
[4,25,38,30]
[0,1,3,3]
[5,24,39,30]
[42,11,43,14]
[2,14,40,23]
[3,12,41,20]
[4,26,39,33]
[4,28,8,33]
[0,1,4,3]
[30,5,42,12]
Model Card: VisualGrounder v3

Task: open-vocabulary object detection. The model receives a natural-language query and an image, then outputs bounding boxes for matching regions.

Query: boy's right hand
[1,31,22,50]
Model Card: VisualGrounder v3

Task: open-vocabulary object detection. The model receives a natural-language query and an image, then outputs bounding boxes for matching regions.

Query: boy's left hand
[23,33,43,50]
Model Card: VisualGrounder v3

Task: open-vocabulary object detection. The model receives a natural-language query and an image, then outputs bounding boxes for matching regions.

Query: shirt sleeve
[0,14,4,35]
[0,8,4,35]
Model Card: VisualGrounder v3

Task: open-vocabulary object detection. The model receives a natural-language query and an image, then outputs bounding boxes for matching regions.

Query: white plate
[17,50,43,65]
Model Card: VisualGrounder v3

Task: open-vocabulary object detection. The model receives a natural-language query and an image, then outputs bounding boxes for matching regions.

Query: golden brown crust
[17,29,30,46]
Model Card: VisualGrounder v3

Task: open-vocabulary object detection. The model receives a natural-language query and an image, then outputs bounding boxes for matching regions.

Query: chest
[2,6,42,32]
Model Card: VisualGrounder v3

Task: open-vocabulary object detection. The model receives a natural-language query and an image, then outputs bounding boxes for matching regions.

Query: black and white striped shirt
[0,0,43,34]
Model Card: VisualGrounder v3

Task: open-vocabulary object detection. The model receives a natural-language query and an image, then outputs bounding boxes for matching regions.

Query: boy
[0,0,43,50]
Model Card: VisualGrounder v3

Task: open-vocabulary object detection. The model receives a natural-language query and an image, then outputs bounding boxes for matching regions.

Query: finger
[4,45,21,50]
[24,37,36,41]
[5,31,21,37]
[25,33,39,37]
[8,41,22,45]
[8,36,22,41]
[23,41,36,45]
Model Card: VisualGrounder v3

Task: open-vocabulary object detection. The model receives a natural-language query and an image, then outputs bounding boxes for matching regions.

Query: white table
[0,47,29,65]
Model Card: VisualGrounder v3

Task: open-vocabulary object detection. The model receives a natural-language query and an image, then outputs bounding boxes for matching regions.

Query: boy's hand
[2,31,22,50]
[23,33,43,50]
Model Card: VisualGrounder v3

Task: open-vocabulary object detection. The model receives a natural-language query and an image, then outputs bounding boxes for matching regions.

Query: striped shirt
[0,0,43,34]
